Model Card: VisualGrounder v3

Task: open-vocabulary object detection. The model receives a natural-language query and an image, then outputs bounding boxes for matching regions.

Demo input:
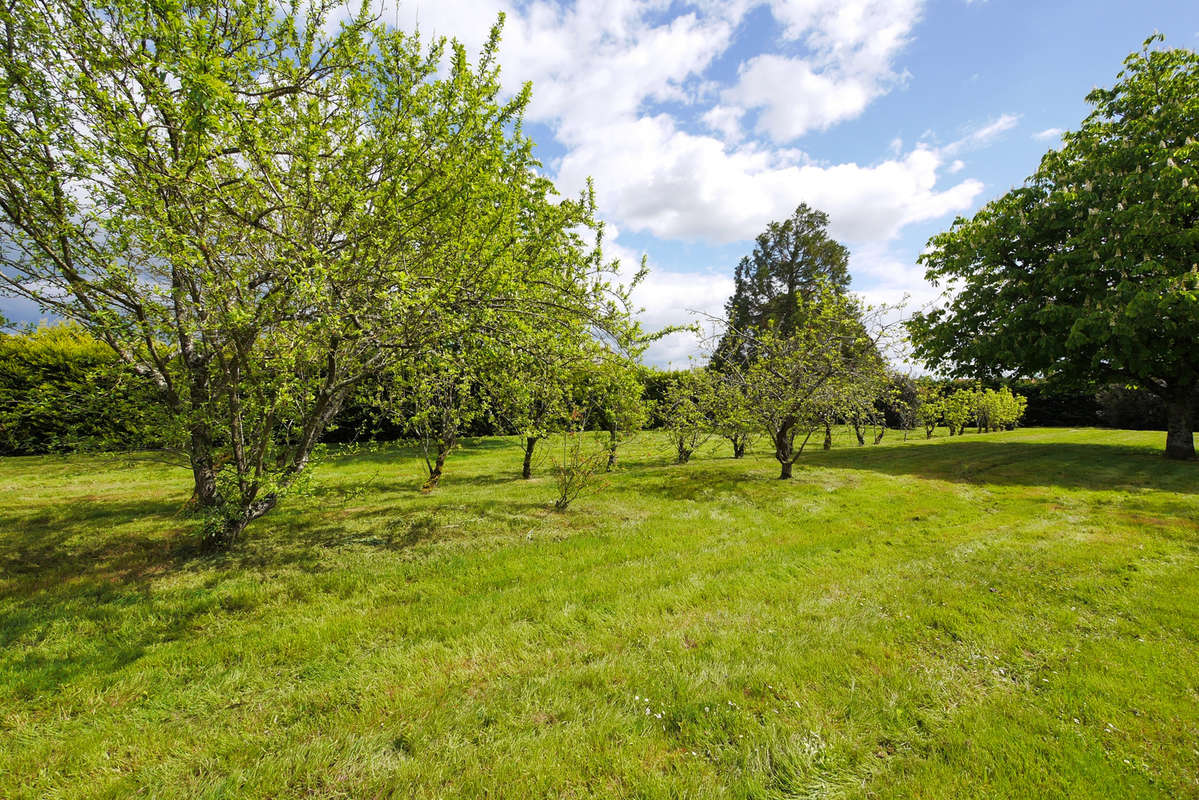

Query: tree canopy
[908,36,1199,460]
[712,203,850,368]
[718,287,890,478]
[0,0,640,544]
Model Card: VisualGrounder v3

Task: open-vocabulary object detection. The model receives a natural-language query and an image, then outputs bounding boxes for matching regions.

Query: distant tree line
[2,18,1193,549]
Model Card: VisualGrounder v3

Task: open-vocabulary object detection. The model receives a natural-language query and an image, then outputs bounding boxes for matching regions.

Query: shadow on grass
[253,497,551,560]
[0,497,188,585]
[623,438,1198,509]
[0,484,552,698]
[798,438,1197,495]
[326,435,521,463]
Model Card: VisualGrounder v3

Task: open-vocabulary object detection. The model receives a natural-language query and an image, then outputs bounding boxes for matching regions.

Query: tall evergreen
[712,204,850,369]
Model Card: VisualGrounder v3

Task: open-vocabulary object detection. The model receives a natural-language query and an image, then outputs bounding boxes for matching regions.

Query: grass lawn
[1,427,1197,798]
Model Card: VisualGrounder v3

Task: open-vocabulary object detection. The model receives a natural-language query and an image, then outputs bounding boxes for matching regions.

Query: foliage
[972,387,1029,433]
[388,347,496,491]
[1096,384,1170,430]
[712,204,851,369]
[842,368,891,446]
[498,362,570,480]
[491,334,580,480]
[0,2,638,545]
[659,369,715,464]
[920,385,1028,436]
[638,367,678,428]
[908,37,1199,459]
[719,287,891,478]
[568,351,647,471]
[1011,379,1103,429]
[704,375,758,458]
[0,324,168,455]
[884,374,921,441]
[939,388,976,437]
[915,381,945,439]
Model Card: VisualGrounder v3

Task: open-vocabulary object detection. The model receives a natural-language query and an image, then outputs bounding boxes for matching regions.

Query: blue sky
[404,0,1198,366]
[5,0,1198,366]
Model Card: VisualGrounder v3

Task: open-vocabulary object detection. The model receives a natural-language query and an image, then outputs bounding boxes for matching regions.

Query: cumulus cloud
[557,116,982,245]
[334,0,1008,365]
[725,0,923,141]
[362,0,983,250]
[701,105,746,142]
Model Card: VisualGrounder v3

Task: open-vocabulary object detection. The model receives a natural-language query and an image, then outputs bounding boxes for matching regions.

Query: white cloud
[558,116,982,245]
[362,0,982,253]
[701,105,745,142]
[724,0,923,141]
[941,113,1020,155]
[1034,127,1064,141]
[345,0,1008,367]
[725,55,873,141]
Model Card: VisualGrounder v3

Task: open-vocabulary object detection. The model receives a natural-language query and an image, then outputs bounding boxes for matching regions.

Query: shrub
[0,324,167,455]
[940,389,975,436]
[549,410,610,510]
[974,387,1027,432]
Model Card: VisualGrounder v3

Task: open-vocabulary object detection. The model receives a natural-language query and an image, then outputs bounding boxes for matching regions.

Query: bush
[1095,384,1183,430]
[940,389,975,436]
[0,324,167,455]
[973,387,1027,432]
[549,410,610,510]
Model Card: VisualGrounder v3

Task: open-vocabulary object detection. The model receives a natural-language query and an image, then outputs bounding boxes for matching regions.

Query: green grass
[2,427,1197,799]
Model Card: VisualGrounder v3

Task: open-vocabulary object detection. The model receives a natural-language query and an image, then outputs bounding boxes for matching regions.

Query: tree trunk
[823,424,832,450]
[1164,395,1196,460]
[190,434,220,509]
[186,368,221,508]
[733,438,746,459]
[202,494,277,550]
[775,427,794,479]
[422,440,449,491]
[606,425,618,471]
[676,438,691,464]
[522,436,538,479]
[852,419,865,446]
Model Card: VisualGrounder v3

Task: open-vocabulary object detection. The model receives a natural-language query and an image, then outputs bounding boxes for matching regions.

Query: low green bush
[0,324,167,455]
